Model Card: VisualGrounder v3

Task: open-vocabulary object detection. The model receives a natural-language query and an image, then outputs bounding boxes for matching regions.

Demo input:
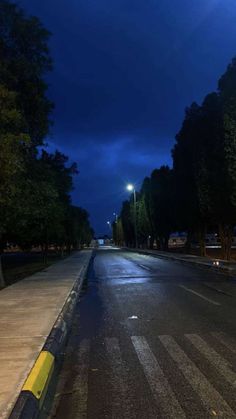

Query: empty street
[47,248,236,419]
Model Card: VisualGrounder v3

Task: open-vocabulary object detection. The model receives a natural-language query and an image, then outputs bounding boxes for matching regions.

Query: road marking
[186,334,236,387]
[211,332,236,354]
[131,336,186,418]
[203,283,232,296]
[72,339,90,419]
[159,335,236,418]
[179,285,221,306]
[138,264,152,271]
[105,337,135,419]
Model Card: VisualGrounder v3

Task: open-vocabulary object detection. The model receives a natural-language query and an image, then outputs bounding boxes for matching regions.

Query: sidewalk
[0,250,92,419]
[126,248,236,276]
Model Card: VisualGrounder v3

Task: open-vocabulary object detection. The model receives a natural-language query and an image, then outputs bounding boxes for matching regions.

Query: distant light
[127,183,134,191]
[107,221,110,225]
[213,260,220,267]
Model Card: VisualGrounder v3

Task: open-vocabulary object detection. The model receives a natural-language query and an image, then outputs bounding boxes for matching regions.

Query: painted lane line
[72,339,90,419]
[203,283,232,297]
[211,332,236,354]
[179,285,221,306]
[138,264,152,271]
[105,337,135,419]
[186,334,236,387]
[159,335,236,418]
[131,336,186,418]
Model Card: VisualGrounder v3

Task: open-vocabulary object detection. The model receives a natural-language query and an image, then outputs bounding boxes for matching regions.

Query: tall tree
[140,177,154,248]
[149,166,174,250]
[65,206,93,251]
[12,150,78,256]
[172,103,207,254]
[136,194,152,247]
[120,201,135,247]
[0,0,53,283]
[0,0,53,148]
[217,57,236,259]
[0,1,94,283]
[113,217,124,246]
[194,93,226,256]
[0,85,30,286]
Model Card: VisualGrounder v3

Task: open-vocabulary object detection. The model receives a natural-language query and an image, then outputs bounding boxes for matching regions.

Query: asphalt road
[47,248,236,419]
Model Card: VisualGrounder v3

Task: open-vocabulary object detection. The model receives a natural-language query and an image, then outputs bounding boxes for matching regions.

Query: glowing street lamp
[126,183,138,248]
[127,183,134,192]
[107,220,112,234]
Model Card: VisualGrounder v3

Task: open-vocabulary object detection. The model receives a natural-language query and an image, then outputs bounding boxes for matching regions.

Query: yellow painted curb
[22,351,54,404]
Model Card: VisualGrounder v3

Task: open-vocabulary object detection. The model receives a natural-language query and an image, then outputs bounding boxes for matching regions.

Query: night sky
[20,0,236,235]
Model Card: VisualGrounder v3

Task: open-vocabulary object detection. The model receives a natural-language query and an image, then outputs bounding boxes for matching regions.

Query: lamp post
[112,213,118,244]
[113,212,118,223]
[126,184,138,248]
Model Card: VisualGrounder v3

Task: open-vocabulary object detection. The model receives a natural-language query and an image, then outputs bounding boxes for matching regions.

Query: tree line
[0,1,93,286]
[114,57,236,261]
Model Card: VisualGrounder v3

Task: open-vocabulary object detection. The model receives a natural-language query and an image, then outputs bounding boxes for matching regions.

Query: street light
[127,184,134,192]
[113,212,118,223]
[107,221,112,241]
[126,183,138,248]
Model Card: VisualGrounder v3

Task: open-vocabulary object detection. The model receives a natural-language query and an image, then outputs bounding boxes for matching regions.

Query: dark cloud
[20,0,236,233]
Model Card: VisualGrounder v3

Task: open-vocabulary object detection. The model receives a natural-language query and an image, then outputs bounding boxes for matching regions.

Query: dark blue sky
[20,0,236,235]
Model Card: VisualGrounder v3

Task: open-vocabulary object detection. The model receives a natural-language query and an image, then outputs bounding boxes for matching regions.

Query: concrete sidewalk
[126,248,236,276]
[0,250,92,419]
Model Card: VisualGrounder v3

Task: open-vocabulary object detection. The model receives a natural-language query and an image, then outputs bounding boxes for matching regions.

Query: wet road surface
[46,248,236,418]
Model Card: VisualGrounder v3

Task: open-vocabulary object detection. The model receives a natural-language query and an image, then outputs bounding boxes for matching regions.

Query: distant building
[91,236,113,247]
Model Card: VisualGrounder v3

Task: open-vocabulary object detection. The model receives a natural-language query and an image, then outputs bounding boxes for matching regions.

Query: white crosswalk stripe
[186,334,236,387]
[131,335,186,418]
[72,339,90,419]
[211,331,236,354]
[159,334,236,418]
[52,332,236,418]
[105,337,136,419]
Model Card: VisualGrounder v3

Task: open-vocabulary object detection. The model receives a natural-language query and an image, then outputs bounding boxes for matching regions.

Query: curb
[9,251,93,419]
[124,248,236,277]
